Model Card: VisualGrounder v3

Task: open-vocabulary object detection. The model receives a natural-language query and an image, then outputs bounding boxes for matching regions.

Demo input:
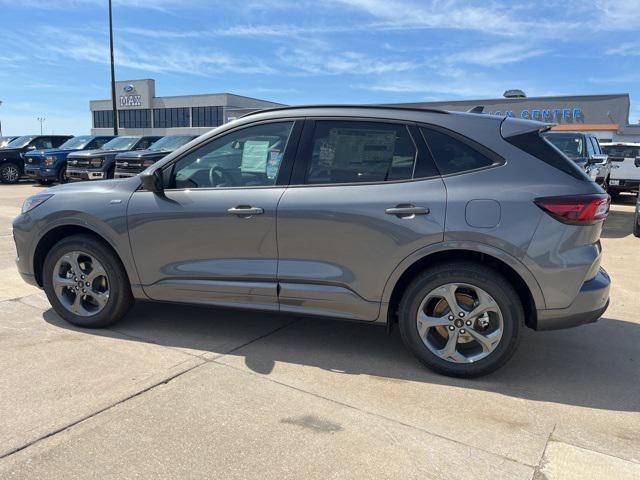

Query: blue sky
[1,0,639,135]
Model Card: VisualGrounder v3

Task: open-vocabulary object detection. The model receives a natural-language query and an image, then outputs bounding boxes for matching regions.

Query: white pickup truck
[601,143,640,196]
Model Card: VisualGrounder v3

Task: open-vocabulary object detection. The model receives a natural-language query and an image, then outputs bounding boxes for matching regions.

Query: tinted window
[586,136,596,157]
[32,138,54,149]
[153,108,190,128]
[93,111,114,129]
[171,122,293,189]
[192,106,222,128]
[304,121,416,184]
[601,145,640,158]
[590,137,601,155]
[421,128,494,175]
[119,109,151,129]
[544,133,585,158]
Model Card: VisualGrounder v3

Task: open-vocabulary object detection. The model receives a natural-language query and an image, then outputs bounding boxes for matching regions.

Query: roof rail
[240,104,450,119]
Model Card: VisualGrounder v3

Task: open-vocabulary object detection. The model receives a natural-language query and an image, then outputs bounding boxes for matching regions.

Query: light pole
[109,0,118,135]
[37,117,45,135]
[0,100,3,136]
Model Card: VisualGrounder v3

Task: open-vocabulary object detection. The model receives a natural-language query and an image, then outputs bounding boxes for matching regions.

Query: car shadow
[43,301,640,413]
[601,208,636,238]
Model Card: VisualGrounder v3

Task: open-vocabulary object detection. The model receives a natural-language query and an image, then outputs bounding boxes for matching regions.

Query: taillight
[534,194,610,225]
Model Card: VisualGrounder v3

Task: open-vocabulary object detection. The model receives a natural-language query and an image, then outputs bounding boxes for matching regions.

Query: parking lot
[0,182,638,479]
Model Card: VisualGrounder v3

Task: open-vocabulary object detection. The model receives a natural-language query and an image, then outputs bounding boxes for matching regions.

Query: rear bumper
[608,179,639,192]
[535,268,610,330]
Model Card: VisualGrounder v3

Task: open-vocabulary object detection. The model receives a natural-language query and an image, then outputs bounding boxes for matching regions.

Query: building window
[153,107,190,128]
[192,106,222,127]
[118,109,151,129]
[93,110,114,129]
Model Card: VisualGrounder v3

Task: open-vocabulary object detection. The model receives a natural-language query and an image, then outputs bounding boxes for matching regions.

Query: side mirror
[587,154,608,165]
[140,169,164,194]
[635,157,640,168]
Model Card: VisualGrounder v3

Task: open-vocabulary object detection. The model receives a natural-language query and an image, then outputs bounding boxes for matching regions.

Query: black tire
[634,216,640,238]
[42,234,133,328]
[398,261,523,378]
[0,161,21,184]
[58,164,67,184]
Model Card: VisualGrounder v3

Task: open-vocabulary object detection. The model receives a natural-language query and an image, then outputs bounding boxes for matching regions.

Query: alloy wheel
[416,282,503,363]
[1,164,19,183]
[52,251,110,316]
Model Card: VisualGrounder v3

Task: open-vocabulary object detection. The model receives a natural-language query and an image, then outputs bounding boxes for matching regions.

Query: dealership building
[89,79,285,136]
[392,92,640,142]
[90,80,640,142]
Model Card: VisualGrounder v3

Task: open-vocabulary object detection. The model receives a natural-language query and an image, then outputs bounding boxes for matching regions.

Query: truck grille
[115,160,143,173]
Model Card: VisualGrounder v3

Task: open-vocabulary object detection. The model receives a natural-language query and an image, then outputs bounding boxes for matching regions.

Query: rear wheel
[42,234,133,328]
[0,162,20,184]
[398,261,522,378]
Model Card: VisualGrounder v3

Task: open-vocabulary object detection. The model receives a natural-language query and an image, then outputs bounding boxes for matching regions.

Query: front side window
[586,136,596,157]
[304,121,416,184]
[170,122,293,189]
[421,128,495,175]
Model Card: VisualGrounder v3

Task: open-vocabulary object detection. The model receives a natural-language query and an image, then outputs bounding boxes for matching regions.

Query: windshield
[0,137,16,148]
[148,135,195,152]
[6,135,37,148]
[545,134,585,159]
[101,136,140,151]
[59,136,94,150]
[601,145,640,158]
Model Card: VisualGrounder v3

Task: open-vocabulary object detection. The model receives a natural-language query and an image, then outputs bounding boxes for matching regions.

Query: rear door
[276,119,446,321]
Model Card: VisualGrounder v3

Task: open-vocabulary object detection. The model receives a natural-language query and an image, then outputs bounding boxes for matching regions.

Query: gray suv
[13,106,611,377]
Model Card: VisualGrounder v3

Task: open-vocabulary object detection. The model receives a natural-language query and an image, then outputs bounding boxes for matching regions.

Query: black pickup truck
[0,135,73,184]
[114,135,197,178]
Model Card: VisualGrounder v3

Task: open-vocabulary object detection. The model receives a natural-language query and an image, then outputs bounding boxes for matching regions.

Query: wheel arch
[382,245,544,330]
[33,224,128,288]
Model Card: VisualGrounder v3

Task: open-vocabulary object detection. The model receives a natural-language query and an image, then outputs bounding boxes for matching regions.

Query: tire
[36,180,52,185]
[0,162,21,184]
[58,164,67,184]
[398,261,523,378]
[42,234,133,328]
[634,216,640,238]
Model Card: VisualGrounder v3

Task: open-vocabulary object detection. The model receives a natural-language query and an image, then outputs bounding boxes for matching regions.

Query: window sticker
[241,140,270,173]
[267,150,283,179]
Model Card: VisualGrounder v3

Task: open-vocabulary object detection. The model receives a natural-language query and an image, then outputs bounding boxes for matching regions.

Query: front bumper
[24,166,57,180]
[66,168,105,181]
[535,268,610,330]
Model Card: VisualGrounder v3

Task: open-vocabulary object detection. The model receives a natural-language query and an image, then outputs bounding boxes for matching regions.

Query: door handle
[227,206,264,216]
[385,205,430,218]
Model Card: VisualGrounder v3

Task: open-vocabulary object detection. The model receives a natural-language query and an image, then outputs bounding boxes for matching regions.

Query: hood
[24,148,78,158]
[46,176,139,195]
[115,149,167,160]
[67,148,124,159]
[0,147,23,155]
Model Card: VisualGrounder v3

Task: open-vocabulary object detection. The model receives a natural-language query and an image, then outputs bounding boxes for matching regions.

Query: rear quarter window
[420,127,497,175]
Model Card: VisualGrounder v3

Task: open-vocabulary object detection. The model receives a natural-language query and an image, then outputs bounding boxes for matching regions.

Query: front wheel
[42,234,133,328]
[0,162,21,184]
[58,164,68,184]
[398,261,522,378]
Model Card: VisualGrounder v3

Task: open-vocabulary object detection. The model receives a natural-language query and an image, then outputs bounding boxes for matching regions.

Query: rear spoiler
[500,116,552,139]
[466,105,484,114]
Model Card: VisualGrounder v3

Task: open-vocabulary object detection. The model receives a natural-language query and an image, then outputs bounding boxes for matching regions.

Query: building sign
[114,79,154,110]
[486,107,584,122]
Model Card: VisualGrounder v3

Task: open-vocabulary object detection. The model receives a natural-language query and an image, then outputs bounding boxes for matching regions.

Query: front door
[127,120,299,311]
[276,119,446,321]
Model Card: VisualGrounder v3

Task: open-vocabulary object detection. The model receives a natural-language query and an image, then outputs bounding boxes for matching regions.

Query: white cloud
[446,43,547,66]
[605,42,640,57]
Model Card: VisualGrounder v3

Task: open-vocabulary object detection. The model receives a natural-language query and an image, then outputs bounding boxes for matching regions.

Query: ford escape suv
[13,106,611,378]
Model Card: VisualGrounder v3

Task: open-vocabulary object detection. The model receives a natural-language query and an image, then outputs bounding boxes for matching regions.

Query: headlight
[44,156,57,166]
[90,157,104,167]
[22,193,53,214]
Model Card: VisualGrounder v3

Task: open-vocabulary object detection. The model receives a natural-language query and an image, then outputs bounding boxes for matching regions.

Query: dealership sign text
[119,95,142,107]
[486,107,584,121]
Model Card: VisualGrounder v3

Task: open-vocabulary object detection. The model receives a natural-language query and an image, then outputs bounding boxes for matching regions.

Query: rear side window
[420,128,494,175]
[304,121,416,184]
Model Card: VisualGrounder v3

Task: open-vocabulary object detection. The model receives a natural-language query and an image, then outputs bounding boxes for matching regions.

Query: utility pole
[37,117,45,135]
[0,100,3,136]
[109,0,118,135]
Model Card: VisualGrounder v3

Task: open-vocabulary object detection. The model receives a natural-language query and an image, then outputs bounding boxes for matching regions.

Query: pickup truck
[601,142,640,197]
[23,135,114,184]
[0,135,73,184]
[114,135,197,178]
